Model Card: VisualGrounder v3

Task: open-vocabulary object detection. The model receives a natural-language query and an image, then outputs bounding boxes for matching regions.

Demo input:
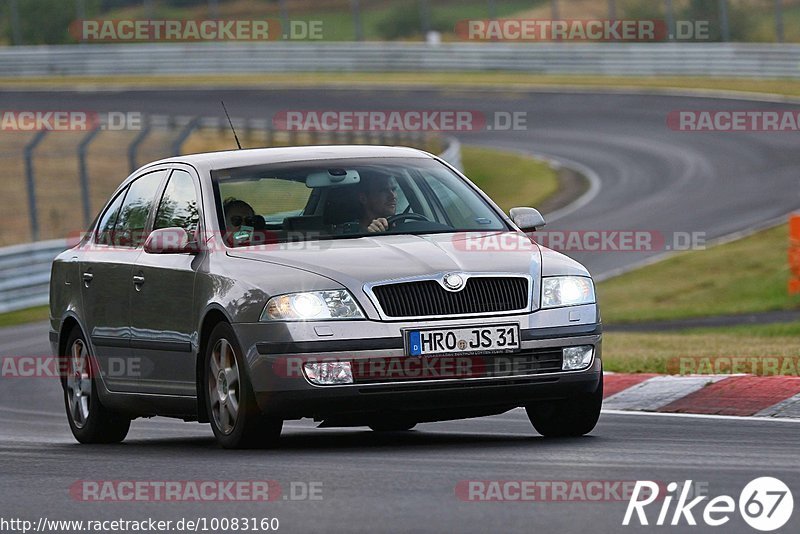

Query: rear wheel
[205,322,282,449]
[525,377,603,438]
[63,327,130,444]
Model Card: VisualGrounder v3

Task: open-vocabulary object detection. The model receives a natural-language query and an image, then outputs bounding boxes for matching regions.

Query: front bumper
[234,306,601,421]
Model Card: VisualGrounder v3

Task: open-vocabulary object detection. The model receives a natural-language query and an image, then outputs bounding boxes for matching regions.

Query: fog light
[303,361,353,385]
[562,346,594,371]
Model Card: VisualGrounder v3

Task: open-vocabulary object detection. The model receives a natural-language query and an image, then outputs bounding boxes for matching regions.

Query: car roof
[138,145,437,174]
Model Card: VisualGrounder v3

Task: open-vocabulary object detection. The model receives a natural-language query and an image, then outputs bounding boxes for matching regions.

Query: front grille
[372,276,529,318]
[351,348,563,384]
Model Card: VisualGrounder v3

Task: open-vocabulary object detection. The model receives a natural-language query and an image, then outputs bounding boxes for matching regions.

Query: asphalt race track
[1,88,799,533]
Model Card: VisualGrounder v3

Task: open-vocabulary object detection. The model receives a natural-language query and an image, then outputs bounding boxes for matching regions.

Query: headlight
[261,290,365,321]
[562,345,594,370]
[304,361,354,385]
[541,276,595,309]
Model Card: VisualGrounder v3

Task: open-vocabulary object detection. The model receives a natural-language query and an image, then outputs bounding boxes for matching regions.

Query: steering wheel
[386,213,430,227]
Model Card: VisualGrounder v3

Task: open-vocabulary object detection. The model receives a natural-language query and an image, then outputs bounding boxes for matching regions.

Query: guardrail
[0,135,462,315]
[1,43,799,78]
[0,239,67,314]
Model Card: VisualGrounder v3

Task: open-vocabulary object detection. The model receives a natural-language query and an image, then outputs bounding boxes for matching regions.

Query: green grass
[0,305,49,328]
[461,146,558,211]
[599,221,800,374]
[300,0,536,41]
[598,223,800,324]
[603,321,800,375]
[93,0,538,42]
[683,321,800,337]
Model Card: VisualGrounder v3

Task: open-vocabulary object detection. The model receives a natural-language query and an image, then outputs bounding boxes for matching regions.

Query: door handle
[82,272,93,287]
[133,275,145,286]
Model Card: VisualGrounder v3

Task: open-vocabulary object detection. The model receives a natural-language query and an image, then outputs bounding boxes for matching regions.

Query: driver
[357,171,398,233]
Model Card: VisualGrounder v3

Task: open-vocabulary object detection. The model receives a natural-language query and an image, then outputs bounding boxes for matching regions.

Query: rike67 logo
[623,477,793,531]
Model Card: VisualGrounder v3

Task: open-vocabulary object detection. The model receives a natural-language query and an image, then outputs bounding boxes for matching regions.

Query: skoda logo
[443,273,465,291]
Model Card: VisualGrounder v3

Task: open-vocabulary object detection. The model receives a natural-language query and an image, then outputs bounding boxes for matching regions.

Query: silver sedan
[50,145,602,448]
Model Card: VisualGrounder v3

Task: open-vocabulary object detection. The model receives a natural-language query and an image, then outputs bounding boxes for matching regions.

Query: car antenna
[220,100,242,149]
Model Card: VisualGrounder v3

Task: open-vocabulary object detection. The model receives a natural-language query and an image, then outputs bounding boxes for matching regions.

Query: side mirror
[509,207,546,232]
[144,227,196,254]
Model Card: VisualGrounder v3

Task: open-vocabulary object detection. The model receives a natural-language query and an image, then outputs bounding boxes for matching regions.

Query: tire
[525,377,603,438]
[205,322,282,449]
[368,419,417,432]
[63,327,130,444]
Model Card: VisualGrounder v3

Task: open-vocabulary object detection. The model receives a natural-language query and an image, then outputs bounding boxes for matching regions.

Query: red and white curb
[603,373,800,418]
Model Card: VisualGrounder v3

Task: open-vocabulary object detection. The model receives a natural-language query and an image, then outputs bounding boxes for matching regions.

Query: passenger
[223,198,256,233]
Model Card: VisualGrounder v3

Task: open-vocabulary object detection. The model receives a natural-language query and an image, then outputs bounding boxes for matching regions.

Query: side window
[391,177,410,215]
[154,170,200,235]
[421,171,498,228]
[113,170,168,248]
[423,175,467,225]
[96,187,128,246]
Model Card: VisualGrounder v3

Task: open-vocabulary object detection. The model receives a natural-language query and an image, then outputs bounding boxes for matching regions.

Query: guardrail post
[718,0,730,41]
[128,115,152,173]
[208,0,219,18]
[9,0,22,45]
[351,0,363,41]
[172,117,201,156]
[775,0,784,43]
[279,0,289,36]
[665,0,675,41]
[24,130,48,242]
[264,123,273,147]
[419,0,431,35]
[245,118,254,146]
[78,126,102,227]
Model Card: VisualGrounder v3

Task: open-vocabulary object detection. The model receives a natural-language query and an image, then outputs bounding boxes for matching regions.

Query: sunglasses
[229,215,255,227]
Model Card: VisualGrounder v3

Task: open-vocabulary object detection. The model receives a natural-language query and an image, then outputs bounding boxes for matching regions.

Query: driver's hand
[367,218,389,233]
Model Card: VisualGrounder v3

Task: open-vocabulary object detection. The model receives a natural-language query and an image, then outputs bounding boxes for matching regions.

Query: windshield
[212,157,507,247]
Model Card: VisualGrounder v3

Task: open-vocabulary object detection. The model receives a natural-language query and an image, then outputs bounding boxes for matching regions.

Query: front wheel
[205,322,282,449]
[63,327,130,444]
[525,378,603,438]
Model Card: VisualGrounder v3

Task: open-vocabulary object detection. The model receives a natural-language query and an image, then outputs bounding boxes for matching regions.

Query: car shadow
[51,427,600,455]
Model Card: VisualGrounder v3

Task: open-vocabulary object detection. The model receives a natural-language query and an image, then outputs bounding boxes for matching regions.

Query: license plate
[406,324,520,357]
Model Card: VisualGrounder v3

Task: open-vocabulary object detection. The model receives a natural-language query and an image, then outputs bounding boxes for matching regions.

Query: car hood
[227,232,543,313]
